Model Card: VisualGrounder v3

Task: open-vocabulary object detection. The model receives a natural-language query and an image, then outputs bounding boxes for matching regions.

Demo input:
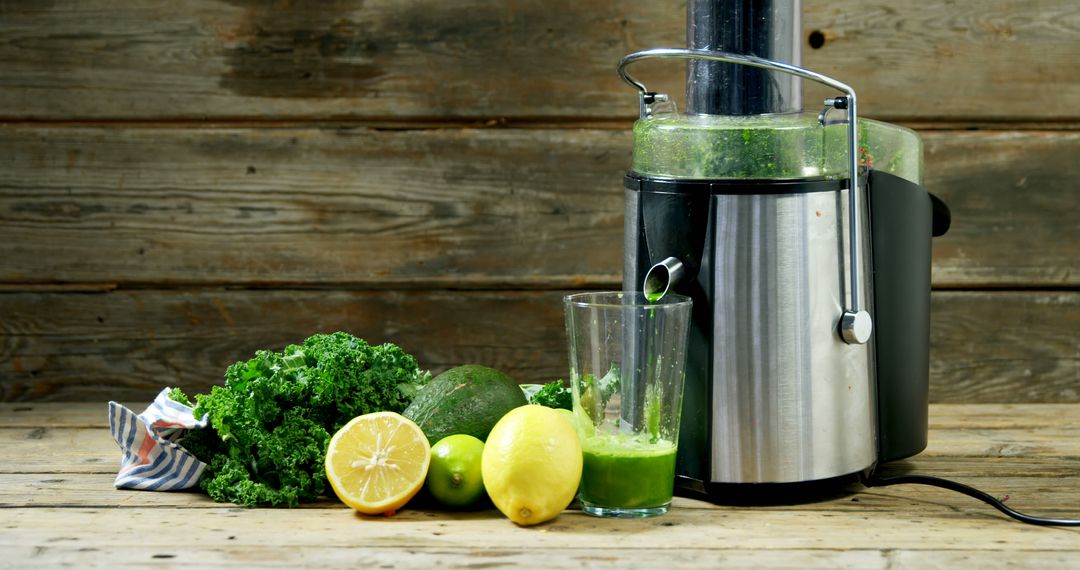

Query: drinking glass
[564,291,692,517]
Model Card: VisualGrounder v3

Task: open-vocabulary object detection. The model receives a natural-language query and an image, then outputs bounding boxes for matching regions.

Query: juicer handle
[618,48,872,344]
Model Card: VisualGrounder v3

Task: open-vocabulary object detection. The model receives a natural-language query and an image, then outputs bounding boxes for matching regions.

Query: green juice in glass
[579,434,678,510]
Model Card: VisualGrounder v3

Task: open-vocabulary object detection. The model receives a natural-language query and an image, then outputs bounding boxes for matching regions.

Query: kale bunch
[175,332,430,507]
[521,380,572,410]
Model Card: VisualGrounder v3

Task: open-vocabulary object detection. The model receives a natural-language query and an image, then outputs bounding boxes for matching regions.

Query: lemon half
[325,412,431,516]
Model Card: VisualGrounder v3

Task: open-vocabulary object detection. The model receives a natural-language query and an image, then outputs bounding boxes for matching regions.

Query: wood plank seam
[2,120,1080,130]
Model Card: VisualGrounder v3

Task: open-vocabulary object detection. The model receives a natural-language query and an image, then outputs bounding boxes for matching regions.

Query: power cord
[864,473,1080,527]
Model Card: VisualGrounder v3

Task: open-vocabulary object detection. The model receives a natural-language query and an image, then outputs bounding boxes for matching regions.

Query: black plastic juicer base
[674,472,867,506]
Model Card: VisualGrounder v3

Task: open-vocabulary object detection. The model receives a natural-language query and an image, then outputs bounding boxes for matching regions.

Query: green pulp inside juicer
[631,111,922,184]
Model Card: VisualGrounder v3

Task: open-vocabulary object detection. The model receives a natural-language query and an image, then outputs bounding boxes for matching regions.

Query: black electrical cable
[864,473,1080,527]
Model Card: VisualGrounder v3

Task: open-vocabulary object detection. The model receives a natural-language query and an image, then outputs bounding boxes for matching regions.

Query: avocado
[403,365,528,444]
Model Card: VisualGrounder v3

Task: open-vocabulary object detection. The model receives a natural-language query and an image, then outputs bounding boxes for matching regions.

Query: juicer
[620,0,951,497]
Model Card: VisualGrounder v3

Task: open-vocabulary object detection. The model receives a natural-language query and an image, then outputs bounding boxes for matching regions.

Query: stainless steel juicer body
[625,175,877,486]
[710,186,876,483]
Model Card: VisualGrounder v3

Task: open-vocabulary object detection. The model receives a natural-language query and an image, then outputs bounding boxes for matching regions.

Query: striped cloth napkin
[108,388,208,491]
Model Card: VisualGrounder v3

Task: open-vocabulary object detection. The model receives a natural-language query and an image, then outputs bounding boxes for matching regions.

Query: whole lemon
[481,405,583,526]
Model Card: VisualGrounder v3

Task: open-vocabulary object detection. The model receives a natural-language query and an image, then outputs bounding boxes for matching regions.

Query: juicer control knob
[840,310,873,344]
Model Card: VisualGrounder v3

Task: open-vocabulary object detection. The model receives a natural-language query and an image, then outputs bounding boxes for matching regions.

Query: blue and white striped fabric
[108,388,208,491]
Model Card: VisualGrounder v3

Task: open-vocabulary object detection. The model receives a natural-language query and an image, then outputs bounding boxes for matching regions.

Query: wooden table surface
[2,402,1079,569]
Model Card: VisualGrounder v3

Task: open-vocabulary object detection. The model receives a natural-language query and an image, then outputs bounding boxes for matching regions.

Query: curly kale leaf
[197,410,329,507]
[578,363,621,426]
[181,332,429,507]
[523,381,572,410]
[166,387,193,407]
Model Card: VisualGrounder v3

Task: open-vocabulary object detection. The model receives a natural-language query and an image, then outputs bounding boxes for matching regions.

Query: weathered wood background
[1,0,1077,402]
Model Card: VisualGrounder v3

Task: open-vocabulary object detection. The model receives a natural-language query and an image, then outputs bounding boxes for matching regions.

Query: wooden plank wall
[0,0,1077,402]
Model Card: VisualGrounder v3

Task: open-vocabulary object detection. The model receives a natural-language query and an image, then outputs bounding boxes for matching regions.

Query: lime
[426,434,486,508]
[481,405,583,526]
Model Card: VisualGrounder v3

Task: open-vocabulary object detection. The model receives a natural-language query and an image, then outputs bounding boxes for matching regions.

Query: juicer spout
[643,257,686,301]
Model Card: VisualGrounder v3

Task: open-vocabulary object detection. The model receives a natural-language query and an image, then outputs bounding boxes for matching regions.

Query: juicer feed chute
[686,0,802,115]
